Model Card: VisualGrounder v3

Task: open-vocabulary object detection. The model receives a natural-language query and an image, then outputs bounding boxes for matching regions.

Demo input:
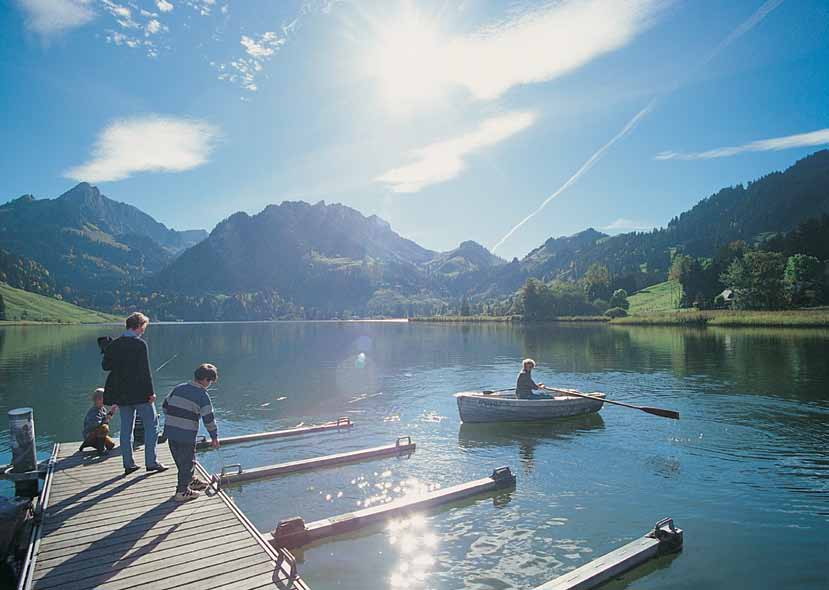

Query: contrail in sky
[491,0,786,253]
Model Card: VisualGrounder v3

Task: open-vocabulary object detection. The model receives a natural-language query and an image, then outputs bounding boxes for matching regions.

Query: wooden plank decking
[23,442,308,590]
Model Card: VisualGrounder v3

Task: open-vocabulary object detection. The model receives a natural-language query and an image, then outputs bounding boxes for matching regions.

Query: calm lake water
[1,322,827,589]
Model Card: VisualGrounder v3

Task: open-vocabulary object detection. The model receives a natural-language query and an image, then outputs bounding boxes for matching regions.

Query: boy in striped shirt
[162,363,221,502]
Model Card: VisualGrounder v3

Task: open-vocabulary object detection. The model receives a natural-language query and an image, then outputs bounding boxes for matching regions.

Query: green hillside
[0,282,118,323]
[627,280,683,314]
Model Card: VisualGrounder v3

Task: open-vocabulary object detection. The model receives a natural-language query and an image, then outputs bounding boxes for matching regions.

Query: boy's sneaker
[189,478,209,491]
[173,489,200,502]
[146,463,169,473]
[124,465,140,476]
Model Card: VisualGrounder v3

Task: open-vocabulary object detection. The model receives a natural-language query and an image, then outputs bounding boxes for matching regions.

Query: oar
[481,388,514,395]
[541,386,680,420]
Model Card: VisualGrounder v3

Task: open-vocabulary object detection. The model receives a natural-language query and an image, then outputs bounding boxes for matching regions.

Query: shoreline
[5,309,829,328]
[610,308,829,327]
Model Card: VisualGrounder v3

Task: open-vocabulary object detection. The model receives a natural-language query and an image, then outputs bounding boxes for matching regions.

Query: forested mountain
[0,183,207,306]
[0,248,57,297]
[3,150,827,319]
[499,150,829,290]
[155,200,439,312]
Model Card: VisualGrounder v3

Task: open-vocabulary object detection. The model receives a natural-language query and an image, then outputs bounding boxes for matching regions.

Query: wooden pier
[196,417,353,451]
[217,437,416,487]
[535,518,683,590]
[18,441,308,590]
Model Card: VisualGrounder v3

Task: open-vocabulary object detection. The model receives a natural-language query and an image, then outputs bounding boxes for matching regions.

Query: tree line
[669,214,829,310]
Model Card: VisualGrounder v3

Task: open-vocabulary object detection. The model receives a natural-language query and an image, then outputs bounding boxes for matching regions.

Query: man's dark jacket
[102,336,154,406]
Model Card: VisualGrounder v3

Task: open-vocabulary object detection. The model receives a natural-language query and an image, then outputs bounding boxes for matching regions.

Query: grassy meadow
[0,282,118,324]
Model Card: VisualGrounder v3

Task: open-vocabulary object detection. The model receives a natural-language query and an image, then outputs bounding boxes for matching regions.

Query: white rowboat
[455,390,605,423]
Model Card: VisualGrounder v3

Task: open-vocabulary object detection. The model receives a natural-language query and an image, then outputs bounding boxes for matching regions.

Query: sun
[365,11,451,108]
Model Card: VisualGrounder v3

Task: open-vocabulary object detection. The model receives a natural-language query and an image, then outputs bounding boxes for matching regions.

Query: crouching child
[162,363,220,502]
[80,388,117,454]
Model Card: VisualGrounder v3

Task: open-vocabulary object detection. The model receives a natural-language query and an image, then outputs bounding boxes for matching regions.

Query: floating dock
[218,437,416,487]
[535,518,683,590]
[270,466,516,549]
[18,441,308,590]
[196,417,353,450]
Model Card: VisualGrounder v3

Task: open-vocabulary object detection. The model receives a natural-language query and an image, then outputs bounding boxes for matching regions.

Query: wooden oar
[481,388,514,395]
[541,386,680,420]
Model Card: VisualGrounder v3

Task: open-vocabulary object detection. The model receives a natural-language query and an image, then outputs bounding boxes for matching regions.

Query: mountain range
[0,183,206,307]
[1,150,827,319]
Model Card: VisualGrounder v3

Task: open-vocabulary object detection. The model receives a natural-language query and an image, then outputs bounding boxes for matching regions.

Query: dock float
[217,437,417,486]
[535,518,683,590]
[19,441,309,590]
[270,466,516,549]
[196,416,353,450]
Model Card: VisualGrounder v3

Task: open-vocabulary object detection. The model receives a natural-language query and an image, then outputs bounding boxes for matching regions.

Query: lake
[1,321,827,589]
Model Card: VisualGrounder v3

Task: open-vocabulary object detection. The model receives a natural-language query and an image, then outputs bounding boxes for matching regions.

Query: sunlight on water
[388,514,440,589]
[1,323,827,589]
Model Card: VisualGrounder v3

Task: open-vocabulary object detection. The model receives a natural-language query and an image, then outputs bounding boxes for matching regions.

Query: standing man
[162,364,220,501]
[102,312,167,475]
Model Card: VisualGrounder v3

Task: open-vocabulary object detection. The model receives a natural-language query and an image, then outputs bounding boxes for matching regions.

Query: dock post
[9,408,38,498]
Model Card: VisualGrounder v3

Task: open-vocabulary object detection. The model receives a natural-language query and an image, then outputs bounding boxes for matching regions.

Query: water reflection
[458,415,605,473]
[2,322,828,590]
[388,514,439,589]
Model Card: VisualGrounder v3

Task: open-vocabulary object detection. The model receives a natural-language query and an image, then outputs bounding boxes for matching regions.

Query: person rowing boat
[515,358,549,399]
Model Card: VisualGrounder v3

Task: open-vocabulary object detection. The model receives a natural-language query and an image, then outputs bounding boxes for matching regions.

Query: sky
[1,0,827,260]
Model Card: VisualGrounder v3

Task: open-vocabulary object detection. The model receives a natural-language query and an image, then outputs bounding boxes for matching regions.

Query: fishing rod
[155,353,178,373]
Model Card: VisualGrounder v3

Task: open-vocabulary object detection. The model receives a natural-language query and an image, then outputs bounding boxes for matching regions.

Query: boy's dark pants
[80,425,116,452]
[168,440,195,494]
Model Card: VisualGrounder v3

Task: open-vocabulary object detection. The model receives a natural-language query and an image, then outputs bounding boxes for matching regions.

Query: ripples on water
[1,323,828,589]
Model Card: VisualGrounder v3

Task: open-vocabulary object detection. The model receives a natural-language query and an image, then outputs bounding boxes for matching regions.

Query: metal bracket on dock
[273,547,300,587]
[0,462,47,482]
[336,416,352,428]
[272,517,310,549]
[491,466,517,488]
[219,464,243,485]
[395,436,412,447]
[648,517,684,554]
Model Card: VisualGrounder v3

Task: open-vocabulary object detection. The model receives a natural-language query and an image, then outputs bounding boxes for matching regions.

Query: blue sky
[1,0,827,259]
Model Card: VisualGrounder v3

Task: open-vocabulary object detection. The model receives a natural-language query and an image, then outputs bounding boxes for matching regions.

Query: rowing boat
[454,390,605,423]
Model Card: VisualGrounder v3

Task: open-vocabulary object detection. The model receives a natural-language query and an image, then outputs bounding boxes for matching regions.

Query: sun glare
[368,14,449,108]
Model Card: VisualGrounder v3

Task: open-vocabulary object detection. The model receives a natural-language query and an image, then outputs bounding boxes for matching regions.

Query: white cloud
[146,18,161,35]
[65,115,220,182]
[451,0,664,100]
[156,0,173,12]
[99,0,135,27]
[216,29,290,91]
[368,0,664,104]
[240,31,284,58]
[656,128,829,161]
[16,0,96,35]
[375,111,537,193]
[601,218,654,232]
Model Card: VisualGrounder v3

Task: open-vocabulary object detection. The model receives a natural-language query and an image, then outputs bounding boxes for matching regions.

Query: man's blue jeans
[119,402,159,469]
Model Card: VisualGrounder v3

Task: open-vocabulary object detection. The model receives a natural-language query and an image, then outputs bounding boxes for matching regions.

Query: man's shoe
[173,489,200,502]
[124,465,140,476]
[189,478,209,491]
[146,463,169,473]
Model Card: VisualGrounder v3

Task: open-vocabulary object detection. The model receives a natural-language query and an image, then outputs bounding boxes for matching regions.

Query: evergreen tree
[783,254,823,306]
[583,263,611,301]
[609,289,630,310]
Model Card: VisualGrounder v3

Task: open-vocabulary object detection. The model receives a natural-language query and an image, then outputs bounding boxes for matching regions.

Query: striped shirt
[162,382,218,443]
